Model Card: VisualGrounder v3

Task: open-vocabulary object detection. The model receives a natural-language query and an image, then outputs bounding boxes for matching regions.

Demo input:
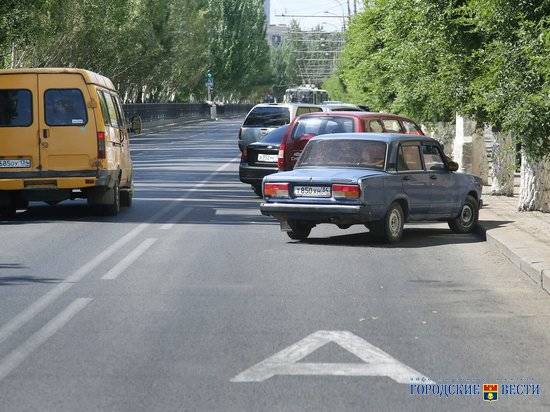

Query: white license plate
[257,153,278,163]
[0,159,31,168]
[294,186,331,198]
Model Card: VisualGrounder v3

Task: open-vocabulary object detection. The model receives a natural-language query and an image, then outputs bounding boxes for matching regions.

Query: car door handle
[430,175,438,180]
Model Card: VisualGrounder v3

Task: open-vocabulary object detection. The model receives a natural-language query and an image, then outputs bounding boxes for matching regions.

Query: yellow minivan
[0,68,133,217]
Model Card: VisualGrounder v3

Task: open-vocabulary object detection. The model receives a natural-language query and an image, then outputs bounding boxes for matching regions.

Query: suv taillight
[241,148,248,161]
[238,128,243,140]
[264,182,289,198]
[332,184,361,199]
[97,132,106,159]
[277,143,286,170]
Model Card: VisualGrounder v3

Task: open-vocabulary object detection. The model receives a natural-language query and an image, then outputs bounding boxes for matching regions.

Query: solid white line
[0,157,238,346]
[102,238,158,280]
[0,298,92,382]
[160,207,193,230]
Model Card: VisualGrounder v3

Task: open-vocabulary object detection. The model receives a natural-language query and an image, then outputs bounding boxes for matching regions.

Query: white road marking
[216,209,260,216]
[0,298,92,382]
[0,158,238,346]
[231,330,434,384]
[102,238,158,280]
[160,207,193,230]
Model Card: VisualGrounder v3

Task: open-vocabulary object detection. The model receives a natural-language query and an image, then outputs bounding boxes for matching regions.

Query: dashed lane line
[102,238,158,280]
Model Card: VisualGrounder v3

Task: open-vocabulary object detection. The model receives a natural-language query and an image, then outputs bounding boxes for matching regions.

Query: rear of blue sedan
[260,135,391,240]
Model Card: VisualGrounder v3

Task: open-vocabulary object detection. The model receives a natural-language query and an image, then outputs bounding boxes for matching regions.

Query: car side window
[403,120,422,135]
[368,119,384,132]
[296,107,308,116]
[397,145,424,171]
[309,107,323,113]
[422,145,446,171]
[382,119,402,133]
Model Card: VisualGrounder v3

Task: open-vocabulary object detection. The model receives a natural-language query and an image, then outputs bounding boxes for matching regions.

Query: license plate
[0,159,31,168]
[294,186,331,198]
[257,153,278,163]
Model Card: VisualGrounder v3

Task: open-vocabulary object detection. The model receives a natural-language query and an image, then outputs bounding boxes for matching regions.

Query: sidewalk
[478,183,550,296]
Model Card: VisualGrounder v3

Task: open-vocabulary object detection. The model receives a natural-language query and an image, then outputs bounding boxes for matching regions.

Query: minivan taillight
[241,148,248,161]
[332,184,361,199]
[264,182,290,198]
[277,143,286,170]
[238,128,243,140]
[97,132,106,159]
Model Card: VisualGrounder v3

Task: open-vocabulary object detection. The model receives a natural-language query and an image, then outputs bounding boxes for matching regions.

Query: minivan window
[297,139,387,170]
[113,96,126,128]
[97,91,111,126]
[292,116,354,139]
[0,89,32,127]
[260,125,289,144]
[45,89,87,126]
[243,107,290,127]
[104,93,120,128]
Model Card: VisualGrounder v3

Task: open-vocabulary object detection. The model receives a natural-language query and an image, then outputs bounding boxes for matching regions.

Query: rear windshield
[292,116,354,139]
[45,89,87,126]
[244,107,290,127]
[0,89,32,127]
[297,139,387,170]
[260,125,289,144]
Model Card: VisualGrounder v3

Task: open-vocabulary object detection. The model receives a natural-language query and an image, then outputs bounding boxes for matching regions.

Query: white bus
[283,86,329,105]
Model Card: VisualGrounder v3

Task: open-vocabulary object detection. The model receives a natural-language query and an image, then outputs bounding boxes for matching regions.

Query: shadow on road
[0,276,61,286]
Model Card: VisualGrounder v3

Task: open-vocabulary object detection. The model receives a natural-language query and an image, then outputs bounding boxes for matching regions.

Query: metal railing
[123,103,252,124]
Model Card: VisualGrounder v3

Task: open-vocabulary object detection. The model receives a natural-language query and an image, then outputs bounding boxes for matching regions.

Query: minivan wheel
[120,188,133,208]
[448,195,478,233]
[252,184,263,197]
[287,220,313,241]
[102,182,121,216]
[369,202,404,243]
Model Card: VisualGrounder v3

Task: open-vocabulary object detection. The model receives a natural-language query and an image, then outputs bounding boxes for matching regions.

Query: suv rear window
[243,107,290,127]
[292,116,354,139]
[0,90,32,127]
[45,89,87,126]
[297,139,387,169]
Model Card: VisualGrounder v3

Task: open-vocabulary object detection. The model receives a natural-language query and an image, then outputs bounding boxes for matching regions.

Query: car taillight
[97,132,106,159]
[332,184,361,199]
[264,182,290,198]
[277,143,286,170]
[241,148,248,161]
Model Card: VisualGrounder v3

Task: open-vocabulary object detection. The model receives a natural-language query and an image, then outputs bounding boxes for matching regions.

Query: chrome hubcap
[389,209,401,237]
[461,205,473,225]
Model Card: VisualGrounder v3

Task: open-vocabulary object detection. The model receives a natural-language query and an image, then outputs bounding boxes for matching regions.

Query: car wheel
[448,195,478,233]
[370,202,404,243]
[45,201,60,206]
[252,184,263,197]
[0,205,16,219]
[287,220,312,241]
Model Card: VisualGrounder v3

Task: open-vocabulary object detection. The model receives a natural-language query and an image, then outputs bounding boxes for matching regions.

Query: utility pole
[354,0,357,14]
[347,0,351,19]
[10,43,16,69]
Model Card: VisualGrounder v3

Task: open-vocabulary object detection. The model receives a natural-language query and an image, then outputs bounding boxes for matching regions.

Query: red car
[277,111,424,171]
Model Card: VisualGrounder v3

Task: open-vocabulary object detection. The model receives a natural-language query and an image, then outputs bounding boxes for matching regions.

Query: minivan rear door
[38,74,97,171]
[0,74,40,173]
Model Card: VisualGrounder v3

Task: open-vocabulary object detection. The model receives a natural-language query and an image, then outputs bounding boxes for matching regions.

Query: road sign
[231,330,434,383]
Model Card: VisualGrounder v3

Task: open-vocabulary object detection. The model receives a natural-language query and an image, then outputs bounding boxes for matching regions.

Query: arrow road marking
[231,330,434,384]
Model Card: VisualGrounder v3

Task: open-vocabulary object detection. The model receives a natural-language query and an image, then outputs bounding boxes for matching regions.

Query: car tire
[448,195,478,234]
[120,188,133,208]
[0,205,16,219]
[252,184,263,197]
[369,202,404,243]
[287,220,312,241]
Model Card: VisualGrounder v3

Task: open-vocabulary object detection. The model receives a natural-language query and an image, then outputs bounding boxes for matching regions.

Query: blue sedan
[260,133,483,242]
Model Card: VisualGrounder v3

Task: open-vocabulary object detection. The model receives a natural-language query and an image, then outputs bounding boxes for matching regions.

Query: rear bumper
[0,170,117,191]
[260,202,381,224]
[239,163,278,184]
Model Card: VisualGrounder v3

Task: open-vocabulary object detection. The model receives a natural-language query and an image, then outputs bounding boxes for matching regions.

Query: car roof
[0,67,116,91]
[299,111,419,122]
[311,133,439,145]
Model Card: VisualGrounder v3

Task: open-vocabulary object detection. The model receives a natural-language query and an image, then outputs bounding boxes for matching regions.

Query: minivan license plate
[294,186,331,198]
[0,159,31,168]
[257,154,278,163]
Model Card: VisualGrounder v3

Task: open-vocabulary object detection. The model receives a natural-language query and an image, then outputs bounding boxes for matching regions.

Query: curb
[475,223,550,296]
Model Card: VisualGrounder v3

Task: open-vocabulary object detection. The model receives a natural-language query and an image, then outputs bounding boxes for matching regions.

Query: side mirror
[447,160,459,172]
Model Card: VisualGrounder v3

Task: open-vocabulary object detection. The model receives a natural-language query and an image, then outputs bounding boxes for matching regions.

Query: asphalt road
[0,119,549,411]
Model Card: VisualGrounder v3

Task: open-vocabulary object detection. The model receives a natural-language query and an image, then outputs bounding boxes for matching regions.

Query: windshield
[292,116,354,139]
[260,125,288,144]
[243,107,290,127]
[297,139,387,169]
